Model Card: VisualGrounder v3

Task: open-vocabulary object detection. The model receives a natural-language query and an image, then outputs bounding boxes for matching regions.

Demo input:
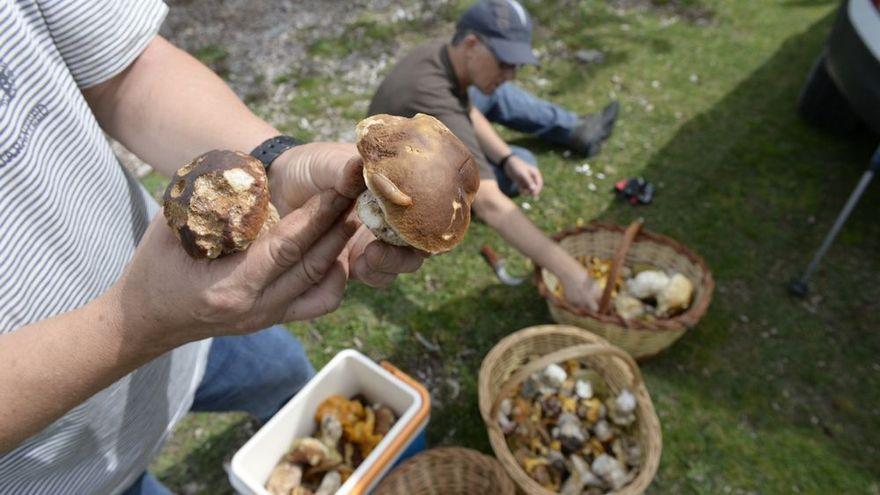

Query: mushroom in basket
[497,360,643,494]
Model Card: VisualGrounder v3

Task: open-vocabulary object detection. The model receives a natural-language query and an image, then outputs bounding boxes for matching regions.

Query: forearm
[473,184,580,277]
[0,287,172,454]
[470,105,511,164]
[83,35,278,177]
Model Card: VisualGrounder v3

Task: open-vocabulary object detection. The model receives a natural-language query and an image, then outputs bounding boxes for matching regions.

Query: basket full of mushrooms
[479,325,661,495]
[535,220,714,360]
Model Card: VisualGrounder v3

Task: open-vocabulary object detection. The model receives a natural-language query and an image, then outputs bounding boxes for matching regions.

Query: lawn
[150,1,880,493]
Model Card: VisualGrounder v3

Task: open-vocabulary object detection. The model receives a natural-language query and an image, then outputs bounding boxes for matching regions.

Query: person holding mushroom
[368,0,603,310]
[0,1,423,494]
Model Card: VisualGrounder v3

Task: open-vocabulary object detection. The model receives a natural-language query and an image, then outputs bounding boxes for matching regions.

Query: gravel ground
[161,0,454,141]
[117,0,456,176]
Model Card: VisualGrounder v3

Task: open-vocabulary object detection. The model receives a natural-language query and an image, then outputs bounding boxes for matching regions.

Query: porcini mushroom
[163,150,277,259]
[355,113,480,254]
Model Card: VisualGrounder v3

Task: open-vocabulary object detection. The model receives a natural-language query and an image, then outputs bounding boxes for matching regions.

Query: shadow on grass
[593,9,880,490]
[370,270,550,449]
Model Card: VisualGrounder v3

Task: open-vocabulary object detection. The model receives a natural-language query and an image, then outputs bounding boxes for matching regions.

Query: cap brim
[485,37,538,66]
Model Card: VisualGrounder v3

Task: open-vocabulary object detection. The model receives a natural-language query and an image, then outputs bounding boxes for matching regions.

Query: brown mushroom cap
[163,150,278,259]
[355,113,480,254]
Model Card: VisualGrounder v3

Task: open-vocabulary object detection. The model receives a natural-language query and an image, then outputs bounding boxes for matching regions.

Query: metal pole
[790,145,880,297]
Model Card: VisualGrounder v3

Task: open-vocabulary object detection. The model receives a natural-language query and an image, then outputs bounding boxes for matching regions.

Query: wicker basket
[373,446,515,495]
[478,325,661,495]
[534,219,714,359]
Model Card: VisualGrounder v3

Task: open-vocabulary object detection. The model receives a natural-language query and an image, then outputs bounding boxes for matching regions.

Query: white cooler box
[229,349,430,495]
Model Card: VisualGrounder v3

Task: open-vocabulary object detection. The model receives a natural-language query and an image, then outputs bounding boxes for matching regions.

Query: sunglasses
[474,34,520,72]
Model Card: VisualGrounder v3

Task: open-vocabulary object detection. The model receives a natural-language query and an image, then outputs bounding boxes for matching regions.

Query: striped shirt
[0,1,210,493]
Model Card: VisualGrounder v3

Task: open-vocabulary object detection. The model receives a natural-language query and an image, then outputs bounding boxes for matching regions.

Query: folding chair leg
[790,145,880,297]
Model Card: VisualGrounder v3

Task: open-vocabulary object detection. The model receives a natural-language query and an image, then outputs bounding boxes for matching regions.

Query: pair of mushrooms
[163,114,479,258]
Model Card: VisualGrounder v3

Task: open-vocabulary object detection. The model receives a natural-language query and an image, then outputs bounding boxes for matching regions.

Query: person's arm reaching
[470,105,543,197]
[472,176,601,311]
[466,104,598,309]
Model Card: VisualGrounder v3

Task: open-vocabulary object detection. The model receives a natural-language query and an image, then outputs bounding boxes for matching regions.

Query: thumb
[238,190,353,288]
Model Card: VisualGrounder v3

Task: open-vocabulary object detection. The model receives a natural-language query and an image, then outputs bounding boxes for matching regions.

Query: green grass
[152,1,880,493]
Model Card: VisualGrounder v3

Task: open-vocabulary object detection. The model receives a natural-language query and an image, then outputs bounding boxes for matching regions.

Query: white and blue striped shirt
[0,1,210,493]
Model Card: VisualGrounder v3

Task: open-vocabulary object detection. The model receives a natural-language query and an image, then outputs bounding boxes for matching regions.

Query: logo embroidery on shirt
[0,104,50,168]
[0,62,15,109]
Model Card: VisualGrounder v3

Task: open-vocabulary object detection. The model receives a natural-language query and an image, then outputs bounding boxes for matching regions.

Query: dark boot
[569,100,620,157]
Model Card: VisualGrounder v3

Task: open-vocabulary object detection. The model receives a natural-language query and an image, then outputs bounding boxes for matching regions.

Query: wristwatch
[250,135,301,172]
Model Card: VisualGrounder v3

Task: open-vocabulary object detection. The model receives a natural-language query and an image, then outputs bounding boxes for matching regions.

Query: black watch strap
[250,135,301,172]
[497,153,515,169]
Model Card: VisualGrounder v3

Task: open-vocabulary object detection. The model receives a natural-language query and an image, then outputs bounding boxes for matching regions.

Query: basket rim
[534,222,715,331]
[373,446,516,495]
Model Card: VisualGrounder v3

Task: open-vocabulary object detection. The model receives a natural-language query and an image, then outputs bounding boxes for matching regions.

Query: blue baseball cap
[456,0,538,66]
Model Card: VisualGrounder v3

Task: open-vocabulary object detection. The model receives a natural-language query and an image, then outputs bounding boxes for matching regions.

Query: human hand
[268,142,365,215]
[560,271,603,312]
[343,223,427,288]
[268,141,427,288]
[503,155,543,197]
[115,181,360,348]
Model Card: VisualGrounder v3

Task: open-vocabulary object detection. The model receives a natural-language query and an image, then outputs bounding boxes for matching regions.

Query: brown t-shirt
[368,40,494,179]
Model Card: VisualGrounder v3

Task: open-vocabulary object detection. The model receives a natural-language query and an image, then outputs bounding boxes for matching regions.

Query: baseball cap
[456,0,538,66]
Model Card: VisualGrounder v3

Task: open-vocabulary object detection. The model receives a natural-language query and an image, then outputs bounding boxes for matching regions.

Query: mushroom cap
[356,113,480,254]
[163,149,277,259]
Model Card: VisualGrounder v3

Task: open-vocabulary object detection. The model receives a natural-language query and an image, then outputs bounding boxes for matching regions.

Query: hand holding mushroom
[266,141,430,288]
[355,113,480,254]
[113,143,382,346]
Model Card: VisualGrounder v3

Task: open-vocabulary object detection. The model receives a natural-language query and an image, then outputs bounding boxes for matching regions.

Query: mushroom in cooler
[355,113,480,254]
[163,150,278,259]
[286,438,337,467]
[314,471,341,495]
[373,405,396,436]
[266,462,303,495]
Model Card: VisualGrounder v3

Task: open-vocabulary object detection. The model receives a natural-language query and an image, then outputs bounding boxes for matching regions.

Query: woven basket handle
[488,343,643,423]
[597,219,644,315]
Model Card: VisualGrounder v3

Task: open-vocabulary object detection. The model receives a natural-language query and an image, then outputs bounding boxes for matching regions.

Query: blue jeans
[493,146,538,198]
[469,82,579,146]
[121,326,314,495]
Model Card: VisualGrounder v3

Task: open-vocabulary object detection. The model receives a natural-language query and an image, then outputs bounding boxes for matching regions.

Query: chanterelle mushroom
[163,149,278,259]
[355,113,480,254]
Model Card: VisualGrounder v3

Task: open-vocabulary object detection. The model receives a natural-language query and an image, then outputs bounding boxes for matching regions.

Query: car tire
[797,52,862,134]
